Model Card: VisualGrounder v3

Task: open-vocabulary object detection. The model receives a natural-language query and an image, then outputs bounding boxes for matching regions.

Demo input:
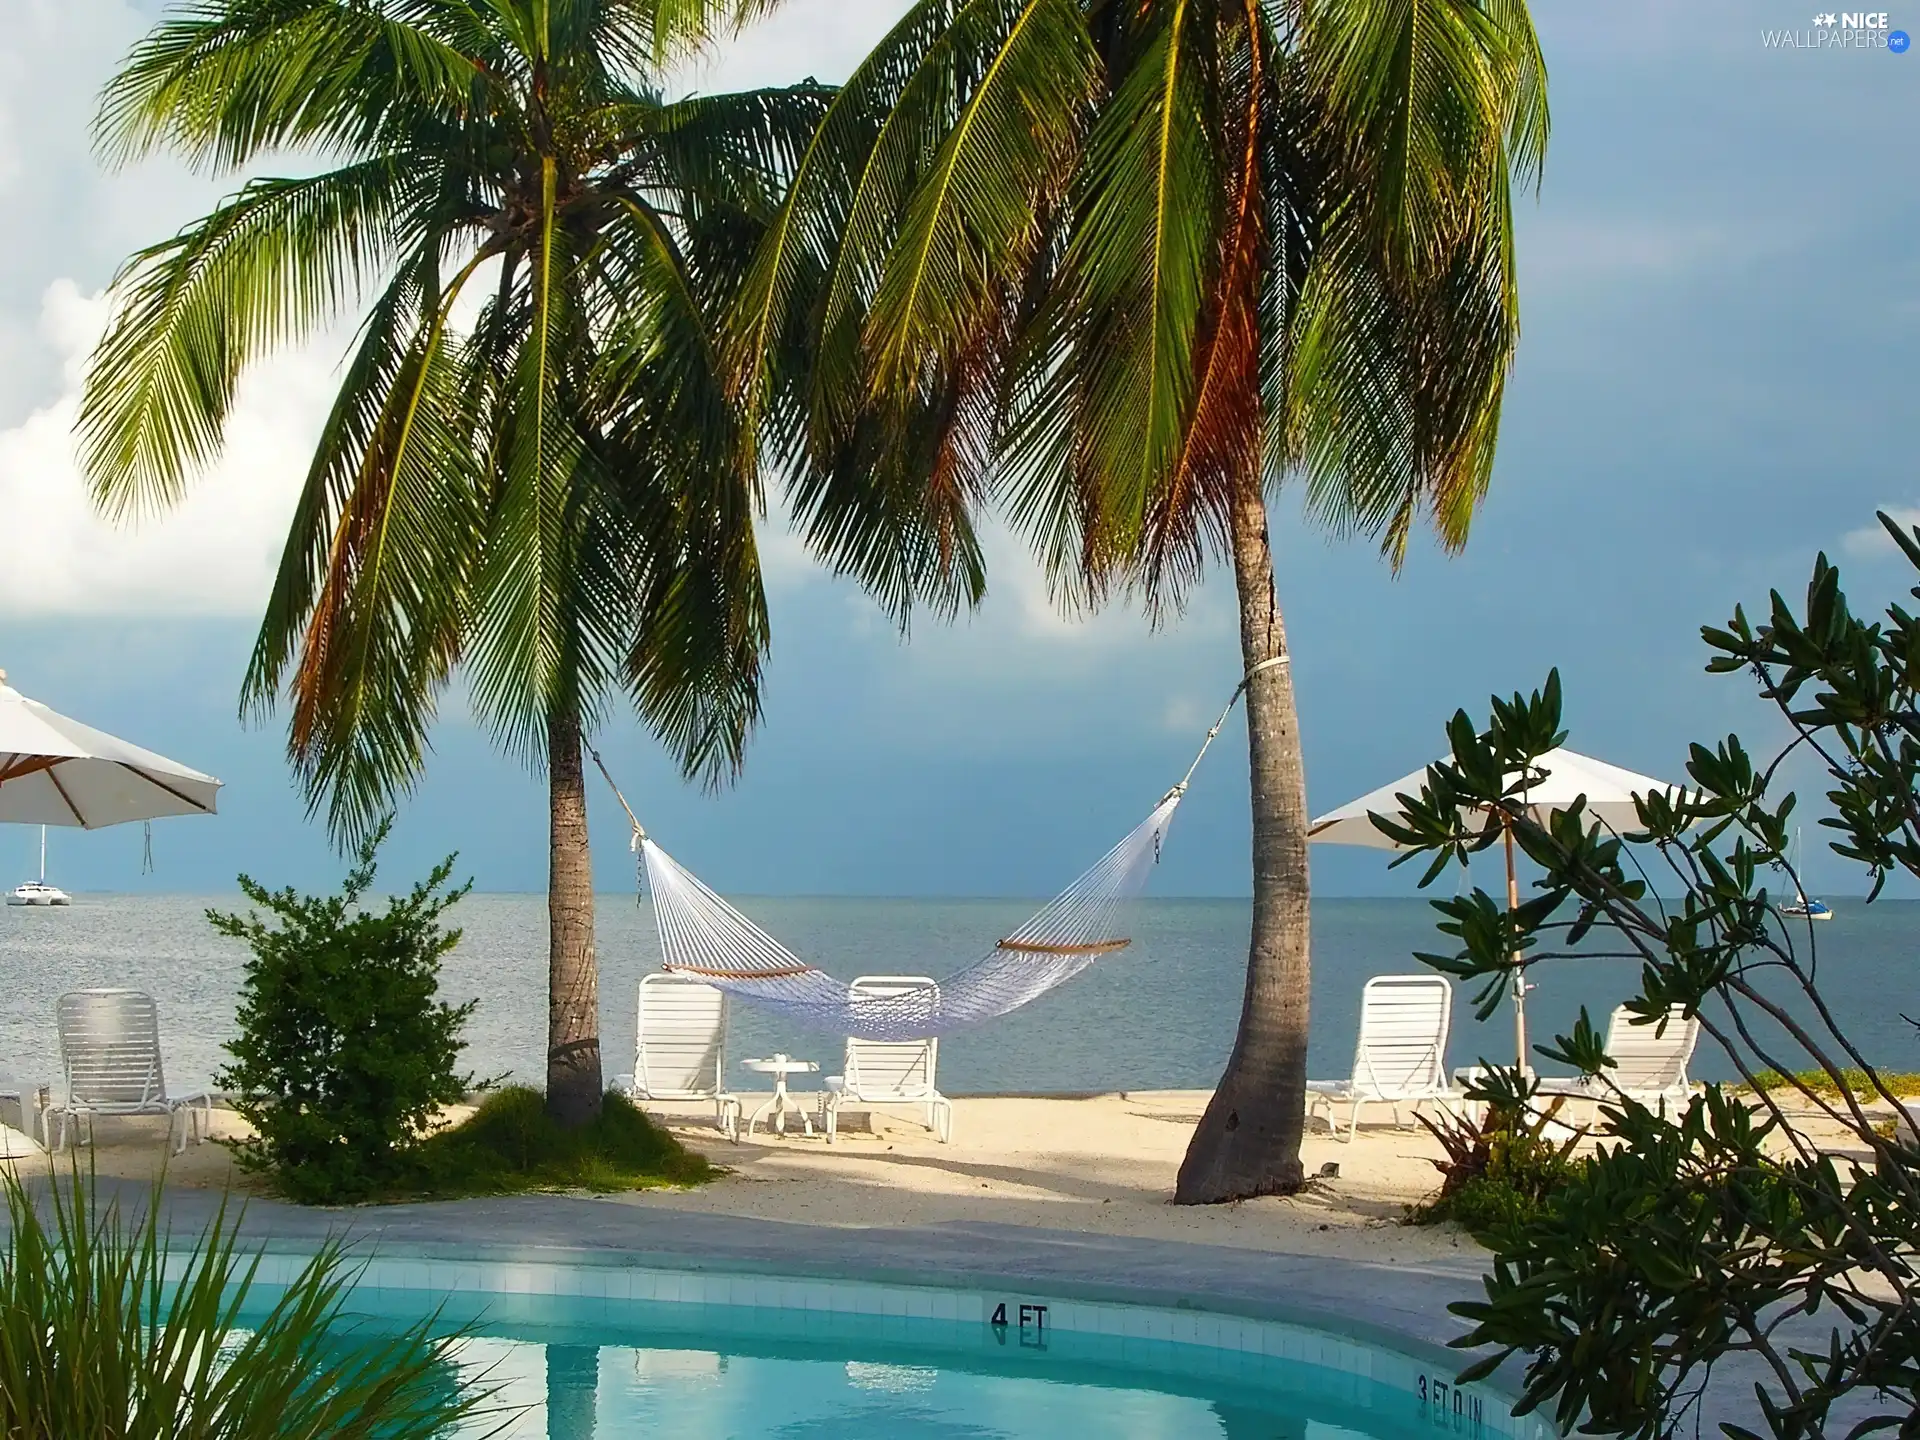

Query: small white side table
[0,1079,48,1154]
[742,1055,818,1137]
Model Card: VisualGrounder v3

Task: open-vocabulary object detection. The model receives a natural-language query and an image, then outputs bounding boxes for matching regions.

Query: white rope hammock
[595,659,1283,1041]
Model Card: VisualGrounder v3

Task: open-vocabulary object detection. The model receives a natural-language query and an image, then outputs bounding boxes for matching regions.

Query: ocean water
[1,894,1914,1096]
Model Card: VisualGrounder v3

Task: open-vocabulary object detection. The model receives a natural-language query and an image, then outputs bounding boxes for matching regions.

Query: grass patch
[1745,1068,1920,1100]
[413,1086,713,1198]
[326,1086,715,1202]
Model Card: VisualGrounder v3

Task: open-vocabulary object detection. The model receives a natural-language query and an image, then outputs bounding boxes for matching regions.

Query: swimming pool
[237,1250,1546,1440]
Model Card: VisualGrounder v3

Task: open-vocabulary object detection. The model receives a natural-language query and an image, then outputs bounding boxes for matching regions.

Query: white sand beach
[19,1087,1895,1273]
[6,1091,1478,1266]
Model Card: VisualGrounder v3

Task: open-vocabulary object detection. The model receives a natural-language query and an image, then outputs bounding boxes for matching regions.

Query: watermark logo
[1763,9,1910,45]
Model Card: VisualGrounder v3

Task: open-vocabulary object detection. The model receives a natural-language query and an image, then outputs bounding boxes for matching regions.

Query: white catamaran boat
[1779,828,1832,921]
[6,827,70,907]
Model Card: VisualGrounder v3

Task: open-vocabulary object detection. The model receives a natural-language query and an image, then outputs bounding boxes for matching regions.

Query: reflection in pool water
[267,1286,1492,1440]
[485,1338,1346,1439]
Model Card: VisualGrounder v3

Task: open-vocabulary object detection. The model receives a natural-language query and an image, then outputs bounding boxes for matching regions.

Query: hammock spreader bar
[590,658,1280,1040]
[995,938,1132,956]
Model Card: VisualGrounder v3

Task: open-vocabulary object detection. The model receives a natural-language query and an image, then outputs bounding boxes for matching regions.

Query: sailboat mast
[39,826,45,883]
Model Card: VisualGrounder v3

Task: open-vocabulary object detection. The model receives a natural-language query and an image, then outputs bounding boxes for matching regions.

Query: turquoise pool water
[271,1284,1513,1440]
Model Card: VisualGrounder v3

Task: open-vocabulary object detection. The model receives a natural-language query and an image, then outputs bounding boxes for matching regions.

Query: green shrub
[0,1167,491,1436]
[212,822,479,1204]
[1745,1067,1920,1100]
[1381,514,1920,1438]
[1410,1104,1582,1235]
[411,1086,713,1198]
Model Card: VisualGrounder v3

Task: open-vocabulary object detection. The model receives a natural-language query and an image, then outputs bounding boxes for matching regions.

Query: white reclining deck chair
[1307,975,1461,1141]
[1534,1004,1700,1113]
[820,976,953,1144]
[49,990,212,1155]
[616,974,742,1141]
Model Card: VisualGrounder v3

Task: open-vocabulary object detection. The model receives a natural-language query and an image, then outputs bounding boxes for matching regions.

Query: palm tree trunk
[1175,476,1311,1203]
[547,706,603,1127]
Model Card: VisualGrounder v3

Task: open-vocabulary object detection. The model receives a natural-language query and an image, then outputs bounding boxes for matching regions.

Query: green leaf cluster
[0,1169,491,1437]
[211,820,480,1204]
[1384,513,1920,1439]
[729,0,1550,618]
[82,1,853,843]
[1409,1102,1582,1234]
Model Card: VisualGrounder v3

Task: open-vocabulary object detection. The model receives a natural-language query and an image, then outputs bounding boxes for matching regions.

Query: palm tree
[78,0,847,1127]
[729,0,1547,1199]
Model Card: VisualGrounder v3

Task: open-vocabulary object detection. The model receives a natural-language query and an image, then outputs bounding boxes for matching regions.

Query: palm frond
[80,155,436,518]
[862,0,1096,399]
[1059,2,1222,566]
[1302,0,1507,278]
[97,0,492,173]
[724,0,961,442]
[284,251,490,844]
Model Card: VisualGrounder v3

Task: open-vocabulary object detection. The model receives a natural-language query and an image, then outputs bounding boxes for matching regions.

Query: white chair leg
[933,1099,952,1144]
[1344,1098,1360,1142]
[824,1095,837,1144]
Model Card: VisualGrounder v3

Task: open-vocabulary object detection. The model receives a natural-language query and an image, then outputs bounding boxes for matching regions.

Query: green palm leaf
[79,156,432,517]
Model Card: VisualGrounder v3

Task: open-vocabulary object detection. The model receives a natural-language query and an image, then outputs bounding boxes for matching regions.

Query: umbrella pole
[1505,824,1528,1073]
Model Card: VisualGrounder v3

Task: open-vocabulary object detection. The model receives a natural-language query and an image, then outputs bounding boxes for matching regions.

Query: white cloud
[0,1,224,427]
[1842,508,1920,559]
[0,280,332,615]
[673,0,914,94]
[1521,217,1802,285]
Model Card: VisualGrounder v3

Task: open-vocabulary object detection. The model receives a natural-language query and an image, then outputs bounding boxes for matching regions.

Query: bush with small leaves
[212,820,479,1203]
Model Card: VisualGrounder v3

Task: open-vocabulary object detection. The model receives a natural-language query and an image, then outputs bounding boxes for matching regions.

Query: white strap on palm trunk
[593,656,1285,1041]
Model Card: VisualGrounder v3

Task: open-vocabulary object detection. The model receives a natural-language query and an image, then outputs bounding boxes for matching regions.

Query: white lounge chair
[615,973,742,1141]
[819,976,953,1144]
[48,990,212,1155]
[1534,1004,1700,1113]
[1307,974,1461,1141]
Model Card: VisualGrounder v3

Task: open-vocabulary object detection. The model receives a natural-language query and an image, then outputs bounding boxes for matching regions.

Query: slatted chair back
[634,974,730,1101]
[843,977,940,1100]
[1350,975,1453,1101]
[57,990,168,1112]
[1602,1004,1700,1095]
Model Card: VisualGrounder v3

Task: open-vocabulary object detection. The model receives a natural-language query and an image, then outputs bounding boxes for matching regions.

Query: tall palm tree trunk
[1175,477,1312,1203]
[547,707,603,1127]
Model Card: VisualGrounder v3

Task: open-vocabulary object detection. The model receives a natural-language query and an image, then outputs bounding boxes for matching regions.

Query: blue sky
[0,0,1915,898]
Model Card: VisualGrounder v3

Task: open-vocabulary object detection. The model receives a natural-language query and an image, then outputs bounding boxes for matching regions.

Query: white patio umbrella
[1309,747,1686,1070]
[0,669,223,1158]
[0,672,222,827]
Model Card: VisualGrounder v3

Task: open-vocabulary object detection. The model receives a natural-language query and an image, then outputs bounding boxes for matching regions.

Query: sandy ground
[625,1090,1480,1263]
[0,1091,1482,1265]
[15,1088,1902,1269]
